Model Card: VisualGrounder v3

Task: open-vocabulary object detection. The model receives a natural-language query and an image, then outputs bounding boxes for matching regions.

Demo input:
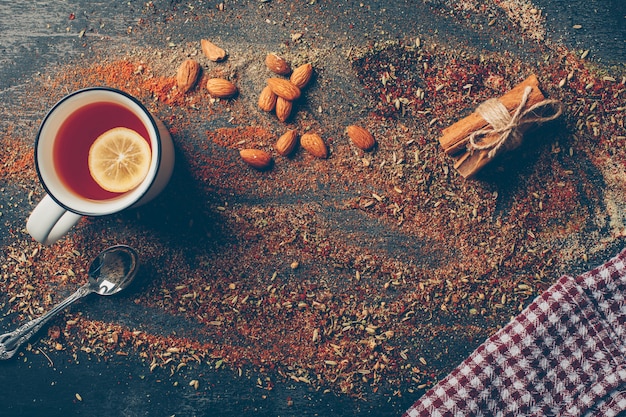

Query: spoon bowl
[0,245,139,359]
[88,245,139,296]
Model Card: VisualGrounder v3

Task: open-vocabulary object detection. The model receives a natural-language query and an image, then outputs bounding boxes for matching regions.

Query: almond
[267,78,301,101]
[239,149,273,170]
[265,53,291,75]
[176,59,201,93]
[275,130,299,156]
[258,85,277,112]
[346,125,375,151]
[201,39,227,62]
[275,97,292,122]
[290,63,313,89]
[206,78,238,98]
[300,133,328,159]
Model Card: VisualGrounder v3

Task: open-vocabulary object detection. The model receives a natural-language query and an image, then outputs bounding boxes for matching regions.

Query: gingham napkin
[404,249,626,417]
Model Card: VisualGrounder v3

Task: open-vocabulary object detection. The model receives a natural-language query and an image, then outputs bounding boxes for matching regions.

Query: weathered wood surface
[0,1,624,417]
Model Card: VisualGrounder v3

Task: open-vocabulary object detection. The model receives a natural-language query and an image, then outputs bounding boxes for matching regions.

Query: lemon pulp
[87,127,152,193]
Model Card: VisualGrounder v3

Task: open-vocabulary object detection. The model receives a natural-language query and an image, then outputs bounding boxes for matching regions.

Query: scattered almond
[267,78,301,101]
[239,149,273,170]
[176,59,201,94]
[346,125,376,151]
[201,39,227,62]
[300,133,328,159]
[275,97,293,122]
[206,78,238,98]
[290,63,313,89]
[258,85,277,112]
[275,130,299,156]
[265,53,291,75]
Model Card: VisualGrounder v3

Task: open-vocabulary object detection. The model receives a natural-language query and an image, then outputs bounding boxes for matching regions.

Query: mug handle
[26,194,82,245]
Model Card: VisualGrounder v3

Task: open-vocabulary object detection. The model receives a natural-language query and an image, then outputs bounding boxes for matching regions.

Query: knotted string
[467,86,563,158]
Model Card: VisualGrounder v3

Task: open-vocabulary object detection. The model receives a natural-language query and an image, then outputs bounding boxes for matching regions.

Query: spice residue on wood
[0,18,624,404]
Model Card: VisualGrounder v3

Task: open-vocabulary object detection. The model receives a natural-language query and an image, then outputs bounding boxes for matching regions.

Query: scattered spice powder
[0,12,624,405]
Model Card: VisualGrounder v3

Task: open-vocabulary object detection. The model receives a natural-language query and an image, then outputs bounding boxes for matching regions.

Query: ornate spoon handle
[0,284,92,360]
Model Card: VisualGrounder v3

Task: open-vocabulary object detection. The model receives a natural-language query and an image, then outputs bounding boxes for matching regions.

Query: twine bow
[467,86,563,158]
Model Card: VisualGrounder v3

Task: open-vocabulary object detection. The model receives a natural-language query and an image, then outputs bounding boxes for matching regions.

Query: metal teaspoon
[0,245,139,359]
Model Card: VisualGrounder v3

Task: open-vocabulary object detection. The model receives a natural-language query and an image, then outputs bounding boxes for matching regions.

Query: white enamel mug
[26,87,175,245]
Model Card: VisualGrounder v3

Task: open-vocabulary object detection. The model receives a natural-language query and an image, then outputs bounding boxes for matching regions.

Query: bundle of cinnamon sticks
[438,74,562,179]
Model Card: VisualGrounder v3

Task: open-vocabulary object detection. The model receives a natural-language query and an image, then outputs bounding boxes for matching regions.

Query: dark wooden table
[1,1,624,416]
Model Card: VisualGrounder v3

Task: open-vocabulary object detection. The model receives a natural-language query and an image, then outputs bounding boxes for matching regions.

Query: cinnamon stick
[452,145,492,178]
[439,74,545,156]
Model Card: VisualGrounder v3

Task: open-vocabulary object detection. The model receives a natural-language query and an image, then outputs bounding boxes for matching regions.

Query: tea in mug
[53,101,151,200]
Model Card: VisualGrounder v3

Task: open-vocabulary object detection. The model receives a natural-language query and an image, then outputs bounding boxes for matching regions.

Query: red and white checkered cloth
[404,248,626,417]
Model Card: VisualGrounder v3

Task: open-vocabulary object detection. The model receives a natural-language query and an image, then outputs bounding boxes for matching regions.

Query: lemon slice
[88,127,152,193]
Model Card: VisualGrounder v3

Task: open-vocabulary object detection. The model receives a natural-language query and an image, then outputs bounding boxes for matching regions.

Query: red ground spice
[1,34,624,402]
[0,130,35,184]
[207,126,275,149]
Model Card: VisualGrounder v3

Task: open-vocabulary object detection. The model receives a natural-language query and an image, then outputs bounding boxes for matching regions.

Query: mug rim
[34,86,163,216]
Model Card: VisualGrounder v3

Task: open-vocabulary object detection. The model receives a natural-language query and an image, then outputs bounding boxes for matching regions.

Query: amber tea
[53,101,151,200]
